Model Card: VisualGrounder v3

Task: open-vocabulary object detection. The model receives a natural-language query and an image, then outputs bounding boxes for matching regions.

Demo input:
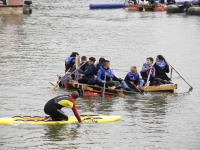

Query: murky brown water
[0,0,200,149]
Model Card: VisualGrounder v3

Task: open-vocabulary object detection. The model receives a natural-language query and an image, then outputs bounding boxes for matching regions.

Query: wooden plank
[0,6,23,14]
[7,0,23,6]
[142,84,177,92]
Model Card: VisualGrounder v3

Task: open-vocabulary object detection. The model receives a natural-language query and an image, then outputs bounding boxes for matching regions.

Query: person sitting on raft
[167,0,176,4]
[65,52,79,73]
[154,55,171,82]
[71,56,89,77]
[95,57,105,75]
[80,56,89,71]
[77,57,96,85]
[122,66,144,91]
[140,57,156,85]
[41,91,82,122]
[96,60,116,88]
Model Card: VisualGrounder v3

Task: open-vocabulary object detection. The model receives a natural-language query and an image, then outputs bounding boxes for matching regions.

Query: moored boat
[0,0,32,14]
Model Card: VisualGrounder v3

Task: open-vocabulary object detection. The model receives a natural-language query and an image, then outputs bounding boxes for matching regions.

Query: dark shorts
[44,99,68,121]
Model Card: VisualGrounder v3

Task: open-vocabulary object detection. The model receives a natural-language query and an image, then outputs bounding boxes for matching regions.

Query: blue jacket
[78,65,95,80]
[97,66,114,82]
[124,72,140,86]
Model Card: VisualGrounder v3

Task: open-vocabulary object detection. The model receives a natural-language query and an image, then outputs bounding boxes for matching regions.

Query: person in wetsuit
[65,52,79,73]
[77,57,96,85]
[42,91,82,122]
[154,55,171,82]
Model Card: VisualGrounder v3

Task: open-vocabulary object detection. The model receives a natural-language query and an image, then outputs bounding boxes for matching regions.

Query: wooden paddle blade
[118,92,126,98]
[50,81,61,92]
[86,87,93,91]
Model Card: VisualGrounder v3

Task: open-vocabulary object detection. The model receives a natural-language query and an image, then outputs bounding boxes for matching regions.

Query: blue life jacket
[65,57,75,64]
[127,72,139,82]
[143,63,155,74]
[99,66,114,81]
[155,61,166,69]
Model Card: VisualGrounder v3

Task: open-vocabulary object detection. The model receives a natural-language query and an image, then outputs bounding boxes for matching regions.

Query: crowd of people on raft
[64,52,172,92]
[41,52,172,122]
[128,0,176,5]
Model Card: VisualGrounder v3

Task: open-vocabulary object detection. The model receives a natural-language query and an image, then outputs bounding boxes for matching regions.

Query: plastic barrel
[23,7,32,14]
[64,83,72,88]
[154,6,167,11]
[166,5,181,13]
[188,7,200,15]
[82,90,114,98]
[128,6,139,11]
[90,3,128,9]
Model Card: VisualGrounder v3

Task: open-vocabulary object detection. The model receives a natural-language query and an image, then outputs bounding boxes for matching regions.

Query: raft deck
[57,74,177,94]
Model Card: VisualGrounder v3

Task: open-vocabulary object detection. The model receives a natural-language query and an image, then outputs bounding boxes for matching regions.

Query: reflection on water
[43,124,81,142]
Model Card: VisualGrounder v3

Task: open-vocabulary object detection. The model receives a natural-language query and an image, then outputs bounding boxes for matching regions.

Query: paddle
[101,75,106,98]
[123,0,126,9]
[169,64,193,90]
[142,0,145,12]
[60,62,85,85]
[50,68,71,91]
[145,67,152,87]
[130,82,144,95]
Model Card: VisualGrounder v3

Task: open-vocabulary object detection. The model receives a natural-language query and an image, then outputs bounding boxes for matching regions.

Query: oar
[123,0,126,9]
[169,64,193,90]
[50,68,71,91]
[101,75,106,98]
[130,82,144,95]
[145,68,152,87]
[142,0,145,12]
[60,62,85,85]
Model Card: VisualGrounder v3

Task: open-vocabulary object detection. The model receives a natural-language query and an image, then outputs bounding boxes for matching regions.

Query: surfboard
[0,115,121,125]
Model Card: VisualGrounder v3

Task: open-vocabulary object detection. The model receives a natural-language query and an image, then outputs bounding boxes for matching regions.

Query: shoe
[115,86,122,89]
[125,88,131,91]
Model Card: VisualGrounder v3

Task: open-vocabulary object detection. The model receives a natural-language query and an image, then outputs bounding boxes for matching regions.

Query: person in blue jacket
[122,66,144,91]
[96,60,115,87]
[77,57,96,85]
[65,52,79,73]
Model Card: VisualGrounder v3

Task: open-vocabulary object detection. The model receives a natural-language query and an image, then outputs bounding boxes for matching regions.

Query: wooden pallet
[57,75,177,93]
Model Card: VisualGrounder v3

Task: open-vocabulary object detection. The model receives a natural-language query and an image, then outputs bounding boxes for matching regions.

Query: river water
[0,0,200,149]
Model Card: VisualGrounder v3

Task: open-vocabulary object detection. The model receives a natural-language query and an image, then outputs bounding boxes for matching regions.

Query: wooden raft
[59,76,177,93]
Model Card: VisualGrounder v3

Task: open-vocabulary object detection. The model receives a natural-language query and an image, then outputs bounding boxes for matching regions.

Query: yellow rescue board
[0,116,121,125]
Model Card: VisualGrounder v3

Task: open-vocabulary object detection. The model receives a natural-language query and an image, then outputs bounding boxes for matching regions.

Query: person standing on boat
[41,91,82,122]
[96,60,115,88]
[65,52,79,73]
[77,57,96,85]
[154,55,171,81]
[122,66,144,91]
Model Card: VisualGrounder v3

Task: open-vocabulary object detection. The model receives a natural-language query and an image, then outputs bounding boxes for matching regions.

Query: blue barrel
[90,3,129,9]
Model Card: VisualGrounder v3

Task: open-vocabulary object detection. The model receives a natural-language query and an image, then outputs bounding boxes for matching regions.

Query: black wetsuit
[44,95,82,122]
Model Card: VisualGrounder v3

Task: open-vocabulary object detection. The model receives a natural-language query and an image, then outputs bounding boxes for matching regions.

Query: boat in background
[0,0,32,14]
